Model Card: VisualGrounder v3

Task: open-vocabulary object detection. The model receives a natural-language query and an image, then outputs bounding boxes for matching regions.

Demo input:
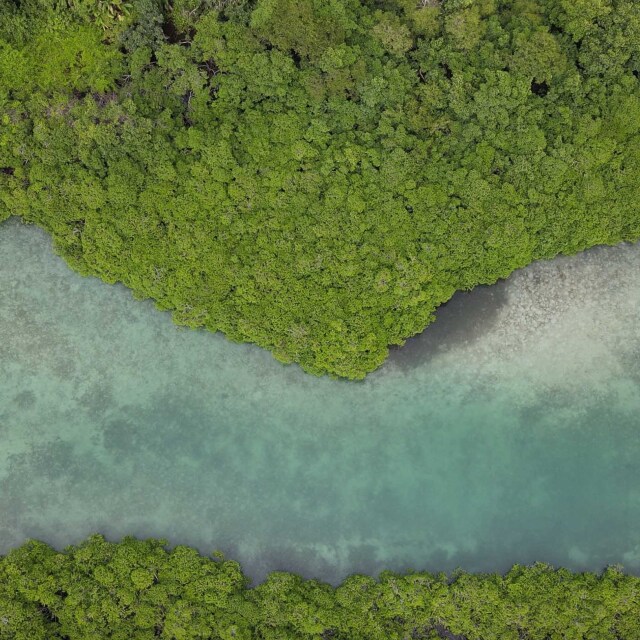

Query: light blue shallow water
[1,217,640,583]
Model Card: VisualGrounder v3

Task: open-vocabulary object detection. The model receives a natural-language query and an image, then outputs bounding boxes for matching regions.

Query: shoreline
[386,283,508,371]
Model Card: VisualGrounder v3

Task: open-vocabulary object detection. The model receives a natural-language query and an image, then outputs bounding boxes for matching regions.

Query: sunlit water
[1,217,640,583]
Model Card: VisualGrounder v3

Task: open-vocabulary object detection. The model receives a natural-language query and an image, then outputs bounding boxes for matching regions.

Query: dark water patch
[102,416,144,454]
[617,344,640,387]
[78,382,115,419]
[12,389,35,409]
[232,543,340,586]
[387,283,508,370]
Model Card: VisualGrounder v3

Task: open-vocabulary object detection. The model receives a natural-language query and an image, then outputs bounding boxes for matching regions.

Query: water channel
[2,217,640,584]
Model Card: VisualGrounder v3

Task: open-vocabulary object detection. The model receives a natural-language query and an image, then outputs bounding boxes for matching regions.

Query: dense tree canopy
[1,0,640,377]
[1,535,640,639]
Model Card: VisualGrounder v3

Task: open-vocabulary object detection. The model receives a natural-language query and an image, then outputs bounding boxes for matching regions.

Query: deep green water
[2,217,640,583]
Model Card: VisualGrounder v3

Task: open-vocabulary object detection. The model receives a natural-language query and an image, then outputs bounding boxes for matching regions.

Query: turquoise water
[2,217,640,583]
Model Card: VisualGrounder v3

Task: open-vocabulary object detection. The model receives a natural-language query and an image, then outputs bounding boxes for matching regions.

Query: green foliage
[2,0,640,377]
[1,536,640,639]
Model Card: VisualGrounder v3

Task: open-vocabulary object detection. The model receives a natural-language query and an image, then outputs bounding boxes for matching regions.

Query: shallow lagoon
[1,217,640,584]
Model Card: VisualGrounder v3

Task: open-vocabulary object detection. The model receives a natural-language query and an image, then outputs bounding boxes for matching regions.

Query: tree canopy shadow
[387,283,509,371]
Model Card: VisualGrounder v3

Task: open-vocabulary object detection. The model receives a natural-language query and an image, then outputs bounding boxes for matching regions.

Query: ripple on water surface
[1,217,640,583]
